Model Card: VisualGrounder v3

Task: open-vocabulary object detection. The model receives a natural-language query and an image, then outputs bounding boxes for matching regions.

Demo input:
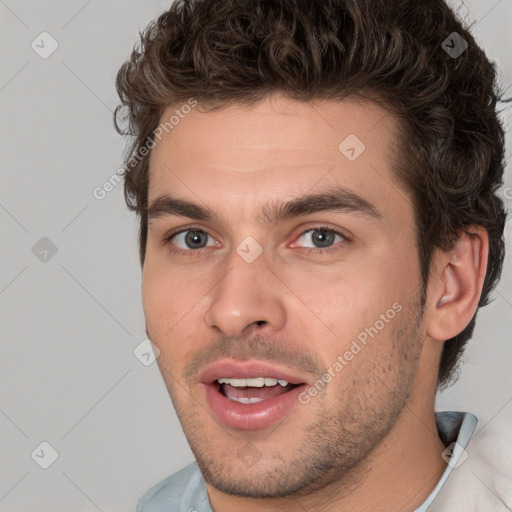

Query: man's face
[143,94,427,497]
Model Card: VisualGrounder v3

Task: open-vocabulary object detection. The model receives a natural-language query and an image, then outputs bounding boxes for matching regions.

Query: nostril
[242,320,268,337]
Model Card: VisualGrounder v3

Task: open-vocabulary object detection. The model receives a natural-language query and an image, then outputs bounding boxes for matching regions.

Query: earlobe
[426,228,488,342]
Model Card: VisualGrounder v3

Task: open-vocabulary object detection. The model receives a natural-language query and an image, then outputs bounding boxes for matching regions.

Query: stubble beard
[163,298,425,498]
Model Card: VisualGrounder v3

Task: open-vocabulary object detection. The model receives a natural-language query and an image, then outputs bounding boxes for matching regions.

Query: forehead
[147,94,409,220]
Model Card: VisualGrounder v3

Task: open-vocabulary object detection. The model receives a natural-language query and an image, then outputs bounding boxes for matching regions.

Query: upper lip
[199,359,311,386]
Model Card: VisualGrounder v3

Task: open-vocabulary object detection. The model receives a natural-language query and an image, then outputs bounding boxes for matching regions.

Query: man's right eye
[165,229,217,251]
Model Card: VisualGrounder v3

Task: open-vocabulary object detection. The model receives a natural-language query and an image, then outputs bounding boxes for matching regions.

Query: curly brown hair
[114,0,509,388]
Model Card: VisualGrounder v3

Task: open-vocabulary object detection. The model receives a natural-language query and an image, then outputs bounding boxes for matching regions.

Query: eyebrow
[147,185,382,226]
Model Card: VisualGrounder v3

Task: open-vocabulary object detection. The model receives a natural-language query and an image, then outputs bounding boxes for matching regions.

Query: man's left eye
[293,228,346,249]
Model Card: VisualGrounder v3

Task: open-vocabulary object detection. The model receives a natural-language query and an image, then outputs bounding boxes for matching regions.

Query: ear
[425,227,489,342]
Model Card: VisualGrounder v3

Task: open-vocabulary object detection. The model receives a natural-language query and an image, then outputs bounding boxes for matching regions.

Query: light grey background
[0,0,511,510]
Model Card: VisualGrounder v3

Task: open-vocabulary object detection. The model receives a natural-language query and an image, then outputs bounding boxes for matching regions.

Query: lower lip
[203,382,307,430]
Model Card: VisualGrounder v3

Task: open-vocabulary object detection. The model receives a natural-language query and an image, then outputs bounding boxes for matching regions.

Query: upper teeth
[217,377,288,387]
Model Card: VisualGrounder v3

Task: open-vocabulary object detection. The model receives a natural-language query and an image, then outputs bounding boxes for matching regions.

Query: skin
[142,93,488,511]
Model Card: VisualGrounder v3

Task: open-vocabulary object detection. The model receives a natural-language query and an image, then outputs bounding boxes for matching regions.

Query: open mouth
[200,363,309,430]
[216,377,300,404]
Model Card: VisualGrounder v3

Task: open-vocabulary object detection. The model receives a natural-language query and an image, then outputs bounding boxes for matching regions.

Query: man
[115,0,511,510]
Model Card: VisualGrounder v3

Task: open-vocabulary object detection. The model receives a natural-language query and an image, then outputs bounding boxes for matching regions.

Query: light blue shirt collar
[137,411,478,512]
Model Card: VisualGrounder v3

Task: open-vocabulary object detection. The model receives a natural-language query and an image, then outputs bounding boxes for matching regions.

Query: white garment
[427,410,512,511]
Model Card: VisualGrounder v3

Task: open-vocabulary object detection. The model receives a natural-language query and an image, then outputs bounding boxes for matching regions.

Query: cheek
[142,266,170,334]
[285,267,389,328]
[283,256,414,355]
[142,262,194,339]
[141,260,211,364]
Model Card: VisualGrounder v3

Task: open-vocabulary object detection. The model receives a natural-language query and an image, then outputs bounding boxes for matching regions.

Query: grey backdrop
[1,0,511,510]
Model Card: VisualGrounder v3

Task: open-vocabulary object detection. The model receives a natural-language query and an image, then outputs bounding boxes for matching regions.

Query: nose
[203,249,287,338]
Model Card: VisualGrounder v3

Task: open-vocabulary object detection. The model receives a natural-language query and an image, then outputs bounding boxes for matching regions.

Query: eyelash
[163,225,350,256]
[294,226,349,254]
[163,225,212,257]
